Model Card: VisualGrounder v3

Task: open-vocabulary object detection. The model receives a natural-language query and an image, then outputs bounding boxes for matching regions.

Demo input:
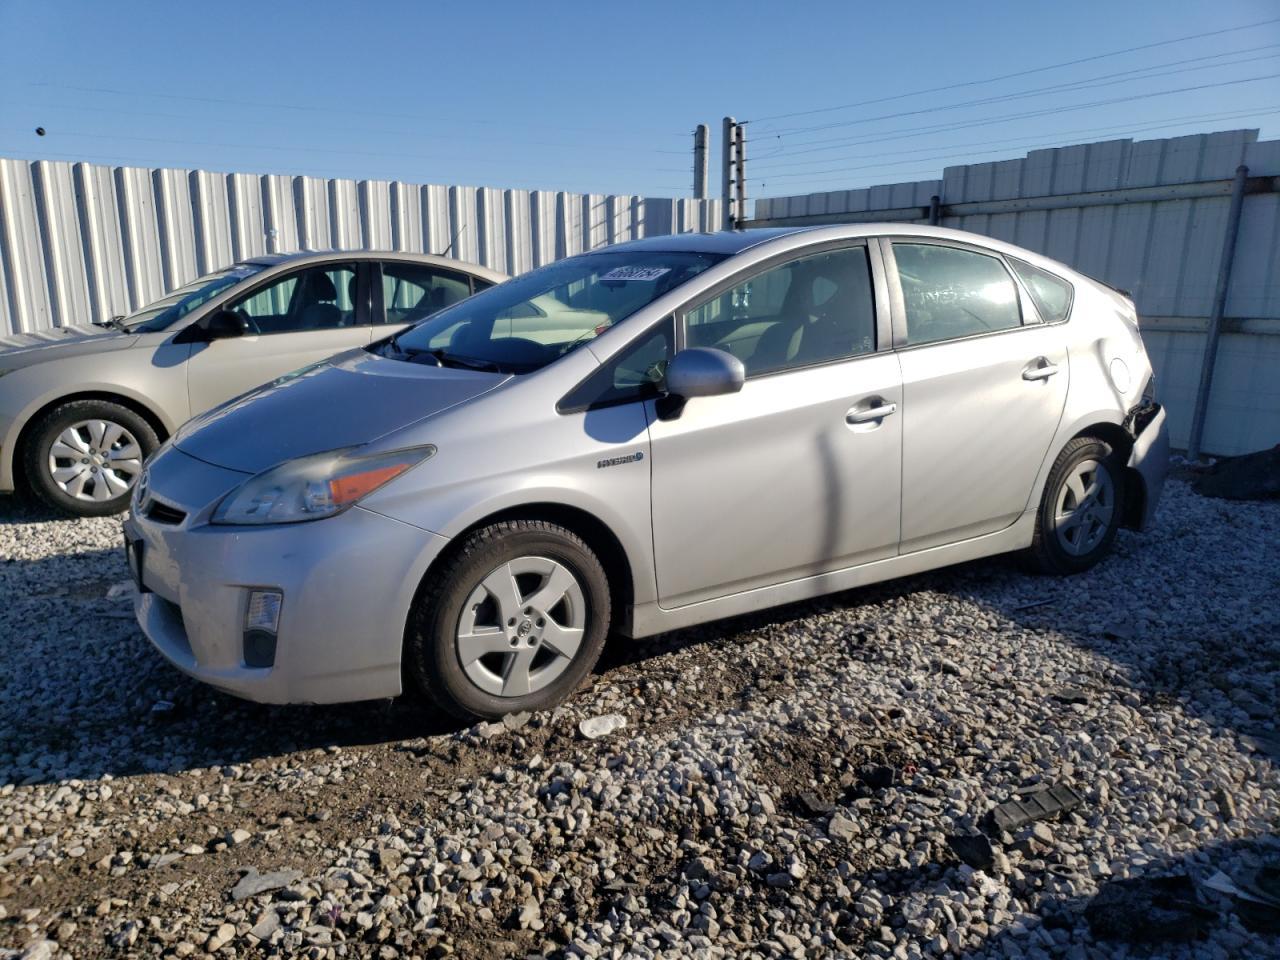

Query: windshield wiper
[398,345,506,373]
[93,315,128,332]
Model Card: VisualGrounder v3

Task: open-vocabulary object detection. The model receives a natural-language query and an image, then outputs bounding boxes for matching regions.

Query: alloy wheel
[47,419,143,503]
[455,555,587,698]
[1053,458,1115,556]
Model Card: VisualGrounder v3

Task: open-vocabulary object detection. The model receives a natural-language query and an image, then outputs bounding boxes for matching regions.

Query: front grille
[146,500,187,525]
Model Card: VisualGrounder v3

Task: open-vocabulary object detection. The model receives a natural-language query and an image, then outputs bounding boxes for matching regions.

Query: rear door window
[892,243,1022,345]
[380,262,475,325]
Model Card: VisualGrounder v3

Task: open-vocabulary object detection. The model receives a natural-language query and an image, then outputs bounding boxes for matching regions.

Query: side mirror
[204,309,248,340]
[657,347,744,420]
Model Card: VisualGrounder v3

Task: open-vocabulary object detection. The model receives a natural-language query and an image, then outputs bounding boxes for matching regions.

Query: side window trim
[1006,256,1074,326]
[369,261,386,325]
[673,239,887,375]
[882,237,1033,351]
[556,315,675,415]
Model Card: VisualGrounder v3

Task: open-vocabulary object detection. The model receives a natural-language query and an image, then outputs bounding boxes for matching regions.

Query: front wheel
[1025,435,1126,575]
[405,520,612,721]
[23,400,159,517]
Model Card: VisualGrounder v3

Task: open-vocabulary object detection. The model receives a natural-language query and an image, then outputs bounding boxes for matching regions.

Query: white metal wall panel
[753,129,1280,456]
[1,159,52,332]
[74,162,130,324]
[294,176,331,250]
[2,156,715,339]
[262,174,298,255]
[477,187,507,274]
[422,185,450,256]
[389,182,422,253]
[32,161,91,329]
[359,180,393,251]
[328,179,362,251]
[115,165,166,311]
[190,169,233,277]
[229,172,267,261]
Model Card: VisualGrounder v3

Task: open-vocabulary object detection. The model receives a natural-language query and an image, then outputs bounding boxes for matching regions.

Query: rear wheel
[23,399,159,517]
[405,520,611,721]
[1026,435,1126,574]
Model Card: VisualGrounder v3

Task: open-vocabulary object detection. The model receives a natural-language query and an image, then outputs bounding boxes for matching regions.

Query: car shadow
[1,483,1275,795]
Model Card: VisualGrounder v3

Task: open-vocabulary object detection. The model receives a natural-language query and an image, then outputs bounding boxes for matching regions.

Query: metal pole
[693,124,709,200]
[734,123,747,229]
[929,195,941,225]
[1187,163,1248,461]
[721,116,736,231]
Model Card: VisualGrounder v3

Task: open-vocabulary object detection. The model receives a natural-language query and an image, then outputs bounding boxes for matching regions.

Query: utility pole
[693,124,709,200]
[721,116,736,230]
[733,122,747,229]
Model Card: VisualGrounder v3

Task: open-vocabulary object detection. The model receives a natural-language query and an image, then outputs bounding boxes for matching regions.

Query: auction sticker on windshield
[600,266,671,282]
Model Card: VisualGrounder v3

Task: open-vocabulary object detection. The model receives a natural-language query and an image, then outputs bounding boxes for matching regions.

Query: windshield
[382,250,724,373]
[123,263,266,332]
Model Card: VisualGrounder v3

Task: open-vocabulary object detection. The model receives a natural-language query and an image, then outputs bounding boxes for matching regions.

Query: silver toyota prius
[123,225,1169,720]
[0,251,505,517]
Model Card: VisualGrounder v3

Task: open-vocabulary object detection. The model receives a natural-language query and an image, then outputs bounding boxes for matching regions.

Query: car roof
[239,250,508,282]
[595,224,1081,281]
[583,228,811,256]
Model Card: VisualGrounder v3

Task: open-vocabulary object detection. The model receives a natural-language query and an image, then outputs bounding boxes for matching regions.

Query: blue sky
[1,0,1277,200]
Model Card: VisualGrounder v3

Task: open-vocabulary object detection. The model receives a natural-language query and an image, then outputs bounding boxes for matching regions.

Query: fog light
[245,589,283,633]
[243,589,282,669]
[243,630,278,669]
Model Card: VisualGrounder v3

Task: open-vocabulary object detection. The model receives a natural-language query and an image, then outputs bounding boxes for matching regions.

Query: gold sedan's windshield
[384,251,724,373]
[123,264,266,332]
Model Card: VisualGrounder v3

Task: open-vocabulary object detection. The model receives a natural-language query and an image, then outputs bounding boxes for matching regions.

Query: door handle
[1022,358,1059,381]
[846,401,897,424]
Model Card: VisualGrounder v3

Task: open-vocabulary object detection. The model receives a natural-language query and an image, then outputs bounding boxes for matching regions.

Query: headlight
[212,445,435,525]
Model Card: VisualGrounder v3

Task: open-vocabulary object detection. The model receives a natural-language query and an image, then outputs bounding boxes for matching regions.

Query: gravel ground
[0,479,1277,959]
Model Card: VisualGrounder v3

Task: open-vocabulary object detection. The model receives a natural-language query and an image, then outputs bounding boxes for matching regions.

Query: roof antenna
[441,223,467,259]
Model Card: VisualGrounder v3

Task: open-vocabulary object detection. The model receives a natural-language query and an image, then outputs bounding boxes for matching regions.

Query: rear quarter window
[1008,257,1074,324]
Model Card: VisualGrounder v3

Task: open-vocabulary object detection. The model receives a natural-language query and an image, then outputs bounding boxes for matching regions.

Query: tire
[23,400,159,518]
[1025,435,1127,575]
[405,520,612,721]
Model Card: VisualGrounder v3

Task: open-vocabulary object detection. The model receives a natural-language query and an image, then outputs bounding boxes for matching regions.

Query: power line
[751,103,1280,174]
[750,108,1280,185]
[739,72,1280,163]
[755,47,1280,138]
[15,97,684,157]
[746,15,1280,124]
[25,80,688,142]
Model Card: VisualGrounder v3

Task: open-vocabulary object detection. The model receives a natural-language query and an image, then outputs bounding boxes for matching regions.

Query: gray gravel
[1,479,1277,958]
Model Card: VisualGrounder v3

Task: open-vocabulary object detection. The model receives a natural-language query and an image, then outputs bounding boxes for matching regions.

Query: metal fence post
[721,117,736,231]
[734,123,747,229]
[693,124,709,200]
[1187,164,1249,461]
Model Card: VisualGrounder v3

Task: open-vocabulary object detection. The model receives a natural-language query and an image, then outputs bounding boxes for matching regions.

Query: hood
[0,325,138,368]
[174,349,510,474]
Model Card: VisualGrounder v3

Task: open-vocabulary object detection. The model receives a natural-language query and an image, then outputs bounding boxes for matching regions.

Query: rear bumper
[1127,403,1169,531]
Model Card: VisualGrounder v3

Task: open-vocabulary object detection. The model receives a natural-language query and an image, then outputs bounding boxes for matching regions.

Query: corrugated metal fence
[752,129,1280,457]
[0,158,721,336]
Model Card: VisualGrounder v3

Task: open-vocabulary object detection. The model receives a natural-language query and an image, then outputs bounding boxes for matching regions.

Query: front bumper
[124,502,449,705]
[1127,402,1169,531]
